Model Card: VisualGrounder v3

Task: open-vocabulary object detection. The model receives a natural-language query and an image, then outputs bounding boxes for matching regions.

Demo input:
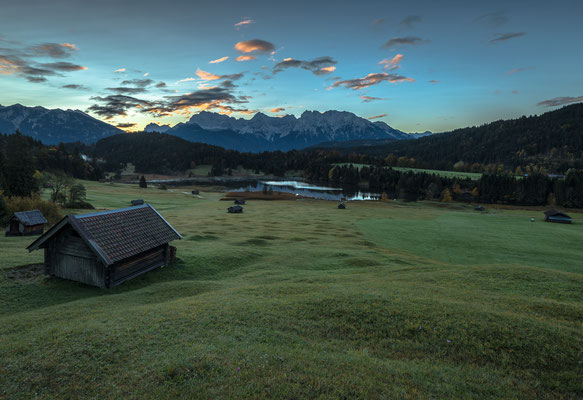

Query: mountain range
[0,104,425,151]
[0,104,123,144]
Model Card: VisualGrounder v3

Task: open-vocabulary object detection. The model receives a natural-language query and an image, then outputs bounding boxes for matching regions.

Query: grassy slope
[0,181,582,399]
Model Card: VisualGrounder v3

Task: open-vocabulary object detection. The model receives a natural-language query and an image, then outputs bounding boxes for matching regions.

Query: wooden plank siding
[111,245,167,286]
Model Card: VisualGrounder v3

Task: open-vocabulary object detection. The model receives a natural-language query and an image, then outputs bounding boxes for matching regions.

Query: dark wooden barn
[544,210,572,224]
[234,198,246,205]
[338,202,346,209]
[27,204,181,288]
[5,210,48,236]
[131,199,145,206]
[192,190,200,195]
[228,205,243,213]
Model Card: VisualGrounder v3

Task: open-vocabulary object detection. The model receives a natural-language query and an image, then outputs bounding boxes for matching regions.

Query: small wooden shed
[27,204,181,288]
[338,202,346,209]
[5,210,48,236]
[192,190,200,195]
[131,199,145,206]
[544,210,572,224]
[234,198,246,205]
[228,205,243,213]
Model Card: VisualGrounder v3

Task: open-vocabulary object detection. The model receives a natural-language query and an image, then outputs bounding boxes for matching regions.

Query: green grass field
[1,181,582,399]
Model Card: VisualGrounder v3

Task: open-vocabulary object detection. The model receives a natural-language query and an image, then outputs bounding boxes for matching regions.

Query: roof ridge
[75,204,149,219]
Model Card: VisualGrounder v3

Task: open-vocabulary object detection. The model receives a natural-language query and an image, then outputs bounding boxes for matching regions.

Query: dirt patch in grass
[3,263,44,283]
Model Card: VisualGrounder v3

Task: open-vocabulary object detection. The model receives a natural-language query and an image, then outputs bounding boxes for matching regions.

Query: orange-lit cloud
[320,66,336,73]
[378,54,403,70]
[234,39,275,54]
[196,69,221,81]
[331,72,414,90]
[367,114,387,120]
[236,55,256,61]
[428,80,440,84]
[114,68,126,72]
[270,107,285,113]
[235,19,254,28]
[178,77,195,82]
[360,95,387,102]
[0,56,19,74]
[210,56,229,64]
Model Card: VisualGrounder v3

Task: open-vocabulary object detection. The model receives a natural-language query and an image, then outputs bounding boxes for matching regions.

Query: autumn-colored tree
[441,188,452,202]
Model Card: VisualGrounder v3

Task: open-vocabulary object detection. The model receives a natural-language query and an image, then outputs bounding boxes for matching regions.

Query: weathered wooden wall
[112,245,167,286]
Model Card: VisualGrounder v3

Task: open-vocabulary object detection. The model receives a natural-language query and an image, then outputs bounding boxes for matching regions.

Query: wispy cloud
[236,55,256,61]
[178,77,195,83]
[475,12,507,27]
[87,94,149,119]
[537,96,583,107]
[490,32,525,44]
[195,69,244,81]
[114,68,126,72]
[378,54,403,71]
[121,78,154,87]
[62,84,89,90]
[330,72,414,90]
[235,19,254,29]
[31,43,78,58]
[384,36,429,49]
[506,67,532,75]
[234,39,275,54]
[270,107,285,113]
[371,18,385,25]
[400,15,421,29]
[107,87,148,95]
[116,122,137,128]
[367,114,387,120]
[428,80,440,84]
[273,56,337,76]
[41,62,87,71]
[360,95,387,103]
[209,56,229,64]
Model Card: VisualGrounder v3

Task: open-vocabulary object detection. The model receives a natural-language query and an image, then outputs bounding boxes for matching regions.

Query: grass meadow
[1,180,582,399]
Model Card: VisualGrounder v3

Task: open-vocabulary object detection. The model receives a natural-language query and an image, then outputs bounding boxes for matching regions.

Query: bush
[65,201,95,210]
[5,195,62,225]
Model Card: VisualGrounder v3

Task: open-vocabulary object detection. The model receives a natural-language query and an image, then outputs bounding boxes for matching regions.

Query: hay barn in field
[544,210,572,224]
[5,210,47,236]
[27,204,181,288]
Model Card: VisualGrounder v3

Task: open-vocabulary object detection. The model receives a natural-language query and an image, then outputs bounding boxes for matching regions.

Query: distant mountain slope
[164,110,410,151]
[316,104,583,172]
[144,123,171,133]
[0,104,122,144]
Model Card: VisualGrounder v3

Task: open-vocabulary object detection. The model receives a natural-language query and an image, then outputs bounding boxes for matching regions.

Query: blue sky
[1,0,582,133]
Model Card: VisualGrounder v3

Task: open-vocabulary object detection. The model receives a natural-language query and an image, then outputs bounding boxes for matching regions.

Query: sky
[1,0,582,133]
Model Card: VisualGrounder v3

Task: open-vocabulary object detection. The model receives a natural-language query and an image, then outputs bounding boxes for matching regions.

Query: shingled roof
[11,210,48,226]
[28,204,181,265]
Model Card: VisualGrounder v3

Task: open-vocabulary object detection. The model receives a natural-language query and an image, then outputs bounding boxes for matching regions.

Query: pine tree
[4,132,38,197]
[139,175,148,188]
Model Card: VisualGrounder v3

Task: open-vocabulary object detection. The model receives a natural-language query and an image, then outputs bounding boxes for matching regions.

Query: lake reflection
[231,180,381,201]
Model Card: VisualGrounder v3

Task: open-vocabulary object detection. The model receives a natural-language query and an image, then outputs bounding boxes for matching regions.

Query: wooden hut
[475,206,485,211]
[5,210,48,236]
[27,204,181,288]
[131,199,145,206]
[338,202,346,209]
[192,190,200,195]
[544,210,572,224]
[228,205,243,213]
[234,198,246,205]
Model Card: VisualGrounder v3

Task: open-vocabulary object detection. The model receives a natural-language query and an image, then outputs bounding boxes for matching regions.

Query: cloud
[144,72,149,77]
[428,80,440,84]
[367,114,387,120]
[236,55,256,61]
[121,78,153,87]
[537,96,583,108]
[360,95,387,102]
[114,68,126,72]
[40,62,87,71]
[31,43,78,58]
[195,69,244,81]
[371,18,385,25]
[234,39,275,54]
[62,84,89,90]
[107,87,148,94]
[475,12,507,27]
[178,77,195,82]
[116,122,137,128]
[26,76,47,83]
[209,56,229,64]
[512,90,519,94]
[273,56,337,76]
[490,32,525,44]
[384,36,428,49]
[400,15,421,29]
[155,82,167,88]
[270,107,285,113]
[235,19,254,29]
[506,67,532,75]
[330,72,414,90]
[87,94,149,119]
[378,54,403,70]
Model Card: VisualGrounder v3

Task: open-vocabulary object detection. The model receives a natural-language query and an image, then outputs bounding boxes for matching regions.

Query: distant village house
[544,210,572,224]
